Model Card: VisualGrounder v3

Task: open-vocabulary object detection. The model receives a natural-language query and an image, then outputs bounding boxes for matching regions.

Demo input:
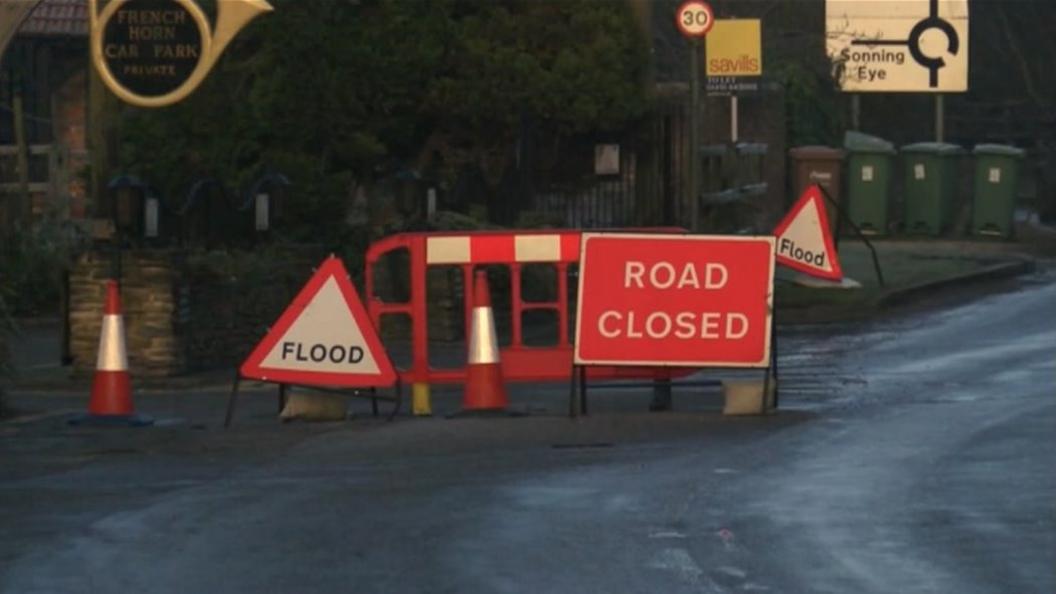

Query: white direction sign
[773,185,843,281]
[826,0,968,92]
[676,1,715,38]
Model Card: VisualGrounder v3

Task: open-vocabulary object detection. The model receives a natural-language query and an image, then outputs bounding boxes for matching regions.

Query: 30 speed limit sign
[676,1,715,37]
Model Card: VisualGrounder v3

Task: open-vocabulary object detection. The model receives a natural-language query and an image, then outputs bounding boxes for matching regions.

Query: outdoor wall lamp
[243,172,291,236]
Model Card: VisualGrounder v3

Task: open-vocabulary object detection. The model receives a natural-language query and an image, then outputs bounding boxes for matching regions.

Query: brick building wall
[52,66,87,219]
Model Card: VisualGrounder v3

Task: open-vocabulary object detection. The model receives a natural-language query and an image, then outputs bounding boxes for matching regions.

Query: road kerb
[877,258,1036,308]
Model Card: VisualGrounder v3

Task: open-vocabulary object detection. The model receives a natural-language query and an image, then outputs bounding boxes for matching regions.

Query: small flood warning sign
[240,256,396,387]
[773,185,843,281]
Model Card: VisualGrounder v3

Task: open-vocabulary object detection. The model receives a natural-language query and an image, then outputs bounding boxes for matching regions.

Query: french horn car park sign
[574,234,775,368]
[240,256,397,388]
[774,185,843,281]
[91,0,273,107]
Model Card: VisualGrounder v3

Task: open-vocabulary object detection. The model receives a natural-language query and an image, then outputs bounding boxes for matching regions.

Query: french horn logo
[90,0,273,107]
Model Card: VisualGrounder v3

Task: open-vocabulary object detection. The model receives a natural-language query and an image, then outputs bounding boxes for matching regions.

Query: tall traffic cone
[71,280,151,426]
[459,270,509,413]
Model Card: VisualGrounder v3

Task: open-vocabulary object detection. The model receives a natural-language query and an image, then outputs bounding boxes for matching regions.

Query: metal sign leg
[223,371,242,428]
[772,319,780,410]
[580,365,588,416]
[765,306,779,411]
[650,373,672,412]
[278,383,288,414]
[388,379,402,421]
[569,364,580,418]
[817,184,885,287]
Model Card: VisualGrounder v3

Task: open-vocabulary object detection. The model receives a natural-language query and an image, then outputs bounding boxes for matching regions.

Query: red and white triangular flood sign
[240,256,397,387]
[773,184,843,281]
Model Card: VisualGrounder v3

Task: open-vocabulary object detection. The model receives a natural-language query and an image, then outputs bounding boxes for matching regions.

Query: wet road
[1,274,1054,593]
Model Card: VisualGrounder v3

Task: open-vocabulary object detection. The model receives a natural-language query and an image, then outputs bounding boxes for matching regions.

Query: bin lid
[843,131,895,155]
[972,143,1025,158]
[789,145,846,159]
[901,142,964,155]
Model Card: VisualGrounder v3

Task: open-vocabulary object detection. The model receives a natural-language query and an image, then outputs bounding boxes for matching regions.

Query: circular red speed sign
[675,1,715,38]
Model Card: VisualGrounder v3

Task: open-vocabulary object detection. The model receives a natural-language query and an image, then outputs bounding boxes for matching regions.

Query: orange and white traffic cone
[459,270,509,414]
[71,280,151,426]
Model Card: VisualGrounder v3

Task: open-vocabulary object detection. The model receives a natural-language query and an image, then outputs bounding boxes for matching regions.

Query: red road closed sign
[574,233,775,368]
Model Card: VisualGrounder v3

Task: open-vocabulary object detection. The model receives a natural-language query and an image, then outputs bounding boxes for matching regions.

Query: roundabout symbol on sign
[676,0,714,38]
[850,0,959,88]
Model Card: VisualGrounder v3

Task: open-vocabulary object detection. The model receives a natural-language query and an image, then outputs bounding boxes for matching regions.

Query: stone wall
[68,246,320,377]
[179,248,318,370]
[69,250,185,377]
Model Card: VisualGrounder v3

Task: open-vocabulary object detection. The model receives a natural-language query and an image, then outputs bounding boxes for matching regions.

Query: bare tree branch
[994,2,1045,107]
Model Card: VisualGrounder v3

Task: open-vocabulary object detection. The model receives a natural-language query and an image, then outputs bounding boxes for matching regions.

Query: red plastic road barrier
[365,229,694,386]
[574,233,776,368]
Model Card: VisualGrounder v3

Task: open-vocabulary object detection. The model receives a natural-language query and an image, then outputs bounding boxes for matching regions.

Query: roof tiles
[18,0,88,37]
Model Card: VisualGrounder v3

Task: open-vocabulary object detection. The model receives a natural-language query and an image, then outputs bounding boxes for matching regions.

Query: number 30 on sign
[676,1,715,38]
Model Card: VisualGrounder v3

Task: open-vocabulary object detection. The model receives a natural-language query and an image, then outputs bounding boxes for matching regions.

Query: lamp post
[675,1,714,232]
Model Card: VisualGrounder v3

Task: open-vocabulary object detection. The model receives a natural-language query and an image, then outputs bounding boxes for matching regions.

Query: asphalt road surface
[2,273,1054,593]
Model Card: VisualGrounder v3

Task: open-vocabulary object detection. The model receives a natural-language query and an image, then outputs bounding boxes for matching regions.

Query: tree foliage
[117,0,649,239]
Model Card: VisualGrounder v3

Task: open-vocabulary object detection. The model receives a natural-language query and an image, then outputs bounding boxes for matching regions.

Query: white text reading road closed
[595,260,749,340]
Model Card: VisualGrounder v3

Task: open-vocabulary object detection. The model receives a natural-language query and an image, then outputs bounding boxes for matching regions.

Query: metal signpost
[675,0,714,231]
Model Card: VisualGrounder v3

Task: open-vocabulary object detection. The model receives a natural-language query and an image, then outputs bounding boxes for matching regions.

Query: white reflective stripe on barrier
[96,314,129,371]
[468,306,500,365]
[514,235,561,262]
[427,235,566,265]
[426,236,471,264]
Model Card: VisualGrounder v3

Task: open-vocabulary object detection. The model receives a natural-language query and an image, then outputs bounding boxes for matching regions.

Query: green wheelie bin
[971,144,1025,238]
[844,131,896,235]
[901,142,965,236]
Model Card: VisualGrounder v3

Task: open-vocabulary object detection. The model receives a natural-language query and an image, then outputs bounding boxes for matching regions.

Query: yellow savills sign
[705,19,762,77]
